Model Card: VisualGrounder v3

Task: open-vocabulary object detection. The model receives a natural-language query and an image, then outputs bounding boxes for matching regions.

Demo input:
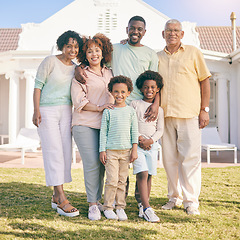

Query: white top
[35,55,76,106]
[130,99,164,142]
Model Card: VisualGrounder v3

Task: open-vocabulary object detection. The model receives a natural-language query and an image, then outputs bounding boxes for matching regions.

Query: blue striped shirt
[99,106,138,152]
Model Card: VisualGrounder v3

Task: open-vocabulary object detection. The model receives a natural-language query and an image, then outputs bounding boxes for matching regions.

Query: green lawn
[0,167,239,240]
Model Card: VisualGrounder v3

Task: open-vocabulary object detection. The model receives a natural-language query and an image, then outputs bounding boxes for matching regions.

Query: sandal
[57,200,79,217]
[51,196,59,210]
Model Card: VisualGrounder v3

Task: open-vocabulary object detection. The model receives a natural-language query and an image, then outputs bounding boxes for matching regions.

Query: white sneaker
[88,205,101,220]
[186,206,200,215]
[162,201,181,210]
[138,203,144,218]
[143,207,160,222]
[116,209,128,221]
[104,210,118,220]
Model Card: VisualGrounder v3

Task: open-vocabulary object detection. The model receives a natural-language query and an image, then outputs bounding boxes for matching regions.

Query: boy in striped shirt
[99,75,138,221]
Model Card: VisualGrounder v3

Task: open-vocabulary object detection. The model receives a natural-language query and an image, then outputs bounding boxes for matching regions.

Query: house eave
[201,49,230,62]
[0,50,51,60]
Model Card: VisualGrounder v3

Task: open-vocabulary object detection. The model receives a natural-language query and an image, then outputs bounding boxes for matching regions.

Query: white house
[0,0,239,149]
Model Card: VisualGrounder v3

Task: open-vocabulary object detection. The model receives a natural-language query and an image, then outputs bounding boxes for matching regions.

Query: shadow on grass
[0,182,159,239]
[200,199,240,208]
[1,221,157,240]
[1,181,216,240]
[0,181,85,220]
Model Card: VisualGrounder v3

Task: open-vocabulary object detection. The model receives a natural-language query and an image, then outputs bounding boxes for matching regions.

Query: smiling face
[62,38,79,60]
[111,83,130,107]
[86,43,102,68]
[126,20,146,46]
[162,22,184,48]
[141,79,159,103]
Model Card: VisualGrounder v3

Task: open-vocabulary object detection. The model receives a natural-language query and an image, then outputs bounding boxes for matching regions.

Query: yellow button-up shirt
[158,44,211,118]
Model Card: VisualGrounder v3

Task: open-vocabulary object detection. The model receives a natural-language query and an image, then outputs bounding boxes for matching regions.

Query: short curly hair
[108,75,133,93]
[77,33,113,66]
[128,16,146,27]
[56,30,83,51]
[136,70,163,90]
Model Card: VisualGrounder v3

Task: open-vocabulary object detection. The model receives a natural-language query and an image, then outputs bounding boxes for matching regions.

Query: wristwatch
[201,107,209,113]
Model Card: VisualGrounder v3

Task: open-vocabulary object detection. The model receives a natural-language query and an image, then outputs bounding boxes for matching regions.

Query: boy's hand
[144,102,158,122]
[99,151,107,165]
[130,143,138,163]
[75,65,88,84]
[139,136,153,151]
[130,150,138,163]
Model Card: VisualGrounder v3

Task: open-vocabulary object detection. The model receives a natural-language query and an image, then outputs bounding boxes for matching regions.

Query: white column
[213,73,229,142]
[24,70,36,128]
[237,64,240,149]
[5,71,20,144]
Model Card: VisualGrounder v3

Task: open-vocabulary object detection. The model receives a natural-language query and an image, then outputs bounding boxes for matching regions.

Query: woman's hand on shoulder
[98,103,115,112]
[75,65,88,84]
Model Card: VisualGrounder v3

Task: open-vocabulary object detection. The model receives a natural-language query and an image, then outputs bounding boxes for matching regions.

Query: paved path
[0,149,239,168]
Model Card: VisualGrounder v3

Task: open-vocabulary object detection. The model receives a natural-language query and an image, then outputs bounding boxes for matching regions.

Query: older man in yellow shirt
[158,19,211,215]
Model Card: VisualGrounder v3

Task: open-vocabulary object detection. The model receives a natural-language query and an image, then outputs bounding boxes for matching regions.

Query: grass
[0,167,239,240]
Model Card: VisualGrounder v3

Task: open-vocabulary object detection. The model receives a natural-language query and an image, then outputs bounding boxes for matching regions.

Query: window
[97,9,117,36]
[209,76,217,126]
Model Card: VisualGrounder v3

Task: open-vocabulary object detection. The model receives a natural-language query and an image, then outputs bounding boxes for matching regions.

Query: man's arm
[144,92,160,122]
[144,52,159,121]
[199,77,210,129]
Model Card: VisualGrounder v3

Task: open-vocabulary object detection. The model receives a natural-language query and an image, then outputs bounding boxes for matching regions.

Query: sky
[0,0,240,28]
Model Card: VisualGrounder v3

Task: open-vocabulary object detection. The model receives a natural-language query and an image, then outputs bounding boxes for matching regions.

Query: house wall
[229,62,239,147]
[0,0,239,149]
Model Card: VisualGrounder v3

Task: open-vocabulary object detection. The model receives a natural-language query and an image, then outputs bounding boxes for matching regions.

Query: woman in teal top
[32,30,83,217]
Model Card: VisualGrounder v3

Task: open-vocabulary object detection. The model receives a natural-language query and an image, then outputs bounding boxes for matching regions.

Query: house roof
[1,26,240,54]
[196,26,240,54]
[0,28,22,52]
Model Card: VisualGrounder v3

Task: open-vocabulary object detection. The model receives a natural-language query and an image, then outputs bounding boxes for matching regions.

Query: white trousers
[162,117,201,209]
[38,105,72,186]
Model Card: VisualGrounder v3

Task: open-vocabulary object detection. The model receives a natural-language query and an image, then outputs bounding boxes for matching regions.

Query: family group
[32,15,211,223]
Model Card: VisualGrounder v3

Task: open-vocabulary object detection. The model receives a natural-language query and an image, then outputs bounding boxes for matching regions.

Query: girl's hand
[98,103,114,112]
[139,137,153,150]
[99,151,107,165]
[32,110,41,127]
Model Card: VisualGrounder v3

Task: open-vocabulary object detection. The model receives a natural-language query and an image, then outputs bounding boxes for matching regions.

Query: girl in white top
[130,70,164,223]
[33,30,83,217]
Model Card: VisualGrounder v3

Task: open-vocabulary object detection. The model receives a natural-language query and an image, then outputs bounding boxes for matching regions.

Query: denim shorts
[133,141,160,176]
